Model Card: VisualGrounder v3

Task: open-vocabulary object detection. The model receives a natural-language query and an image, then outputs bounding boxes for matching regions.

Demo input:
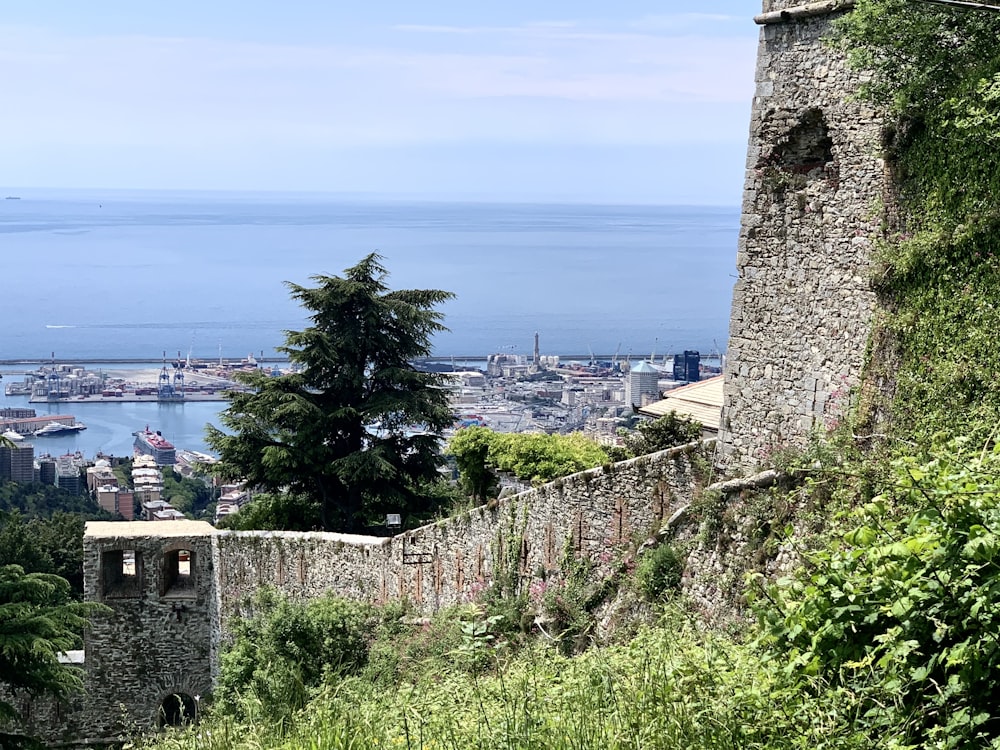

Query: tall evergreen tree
[0,565,103,744]
[207,254,455,532]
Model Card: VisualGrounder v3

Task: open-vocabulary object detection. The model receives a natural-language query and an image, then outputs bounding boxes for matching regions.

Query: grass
[128,603,876,750]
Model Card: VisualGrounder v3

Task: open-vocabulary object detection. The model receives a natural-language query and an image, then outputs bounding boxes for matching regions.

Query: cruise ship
[133,426,176,466]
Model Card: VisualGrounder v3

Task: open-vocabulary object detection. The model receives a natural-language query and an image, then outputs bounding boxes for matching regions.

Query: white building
[625,361,660,408]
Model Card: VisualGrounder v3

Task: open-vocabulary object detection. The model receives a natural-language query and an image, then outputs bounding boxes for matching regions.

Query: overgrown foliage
[0,480,100,516]
[215,590,375,725]
[635,543,684,603]
[207,254,455,532]
[0,511,88,597]
[128,603,881,750]
[448,426,609,495]
[160,468,213,519]
[838,1,1000,450]
[607,412,703,461]
[757,440,1000,748]
[0,482,113,598]
[216,492,321,532]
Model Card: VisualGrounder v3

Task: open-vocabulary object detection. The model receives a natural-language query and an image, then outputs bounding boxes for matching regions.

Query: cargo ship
[133,426,176,466]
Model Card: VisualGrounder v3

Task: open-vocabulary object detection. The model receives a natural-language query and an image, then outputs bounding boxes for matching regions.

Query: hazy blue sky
[1,2,760,204]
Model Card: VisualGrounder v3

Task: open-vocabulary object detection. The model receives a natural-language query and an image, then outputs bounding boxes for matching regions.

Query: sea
[0,190,739,460]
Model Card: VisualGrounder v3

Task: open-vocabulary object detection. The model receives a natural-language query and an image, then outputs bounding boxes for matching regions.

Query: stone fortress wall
[213,444,698,637]
[716,0,888,470]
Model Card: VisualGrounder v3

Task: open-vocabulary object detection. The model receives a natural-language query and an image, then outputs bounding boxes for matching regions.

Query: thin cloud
[0,20,754,155]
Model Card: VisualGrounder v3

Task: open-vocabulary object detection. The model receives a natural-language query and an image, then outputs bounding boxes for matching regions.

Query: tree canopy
[449,427,610,500]
[207,254,455,532]
[0,565,105,743]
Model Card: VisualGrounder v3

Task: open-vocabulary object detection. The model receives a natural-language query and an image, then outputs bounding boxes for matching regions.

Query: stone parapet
[211,443,706,641]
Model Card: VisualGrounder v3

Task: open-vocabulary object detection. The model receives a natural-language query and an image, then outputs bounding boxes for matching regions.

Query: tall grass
[130,607,874,750]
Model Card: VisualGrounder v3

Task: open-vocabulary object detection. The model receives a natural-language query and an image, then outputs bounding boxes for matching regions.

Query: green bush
[626,413,702,456]
[635,543,684,602]
[215,590,374,723]
[756,441,1000,748]
[448,427,609,492]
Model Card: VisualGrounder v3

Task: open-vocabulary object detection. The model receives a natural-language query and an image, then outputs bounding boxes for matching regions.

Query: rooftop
[638,374,724,430]
[630,360,659,374]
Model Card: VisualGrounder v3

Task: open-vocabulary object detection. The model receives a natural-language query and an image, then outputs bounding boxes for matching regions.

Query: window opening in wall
[101,549,143,599]
[162,549,195,598]
[157,693,197,727]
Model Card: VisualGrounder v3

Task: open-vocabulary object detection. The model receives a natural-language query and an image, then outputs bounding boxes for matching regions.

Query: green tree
[449,427,609,494]
[448,427,500,502]
[217,492,321,532]
[0,565,105,744]
[207,254,455,532]
[625,412,702,456]
[160,468,213,518]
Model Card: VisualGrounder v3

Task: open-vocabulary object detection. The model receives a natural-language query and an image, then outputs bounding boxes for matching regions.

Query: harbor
[0,349,724,463]
[4,362,256,403]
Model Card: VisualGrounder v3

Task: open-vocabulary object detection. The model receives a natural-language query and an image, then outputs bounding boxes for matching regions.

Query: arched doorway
[157,692,197,727]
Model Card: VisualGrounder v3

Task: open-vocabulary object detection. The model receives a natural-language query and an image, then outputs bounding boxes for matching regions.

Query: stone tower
[716,0,888,470]
[82,521,216,737]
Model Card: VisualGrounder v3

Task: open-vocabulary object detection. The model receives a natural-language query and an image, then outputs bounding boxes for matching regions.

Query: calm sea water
[1,190,738,459]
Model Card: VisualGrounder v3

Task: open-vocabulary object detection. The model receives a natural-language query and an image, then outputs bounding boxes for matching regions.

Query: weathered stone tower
[82,521,216,738]
[716,0,888,470]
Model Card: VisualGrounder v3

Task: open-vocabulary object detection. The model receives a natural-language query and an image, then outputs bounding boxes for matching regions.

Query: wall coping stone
[755,0,855,24]
[85,520,215,538]
[216,528,389,546]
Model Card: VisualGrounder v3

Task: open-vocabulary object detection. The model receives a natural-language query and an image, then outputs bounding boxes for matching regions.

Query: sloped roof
[629,360,659,373]
[638,374,724,431]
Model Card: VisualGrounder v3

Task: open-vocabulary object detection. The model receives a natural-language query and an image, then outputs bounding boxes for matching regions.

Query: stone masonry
[81,522,216,742]
[212,445,698,641]
[716,0,888,470]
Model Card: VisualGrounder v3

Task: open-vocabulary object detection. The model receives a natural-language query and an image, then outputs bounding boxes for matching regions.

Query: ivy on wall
[838,1,1000,450]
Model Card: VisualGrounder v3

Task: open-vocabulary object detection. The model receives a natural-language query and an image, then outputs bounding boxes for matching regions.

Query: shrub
[626,413,702,456]
[756,441,1000,748]
[449,427,610,492]
[215,590,374,722]
[635,543,684,602]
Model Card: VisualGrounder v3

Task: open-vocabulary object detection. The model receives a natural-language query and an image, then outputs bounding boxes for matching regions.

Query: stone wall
[716,0,888,470]
[6,446,704,746]
[212,444,704,642]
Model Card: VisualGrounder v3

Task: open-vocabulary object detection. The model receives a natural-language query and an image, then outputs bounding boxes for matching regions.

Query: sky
[0,1,760,204]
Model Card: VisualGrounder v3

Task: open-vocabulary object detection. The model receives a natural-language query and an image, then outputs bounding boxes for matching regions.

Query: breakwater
[0,354,642,367]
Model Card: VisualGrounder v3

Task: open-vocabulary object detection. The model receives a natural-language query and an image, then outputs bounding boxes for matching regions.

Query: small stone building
[82,521,216,736]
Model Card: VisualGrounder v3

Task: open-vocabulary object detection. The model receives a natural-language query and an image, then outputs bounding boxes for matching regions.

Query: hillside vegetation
[844,0,1000,451]
[132,3,1000,748]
